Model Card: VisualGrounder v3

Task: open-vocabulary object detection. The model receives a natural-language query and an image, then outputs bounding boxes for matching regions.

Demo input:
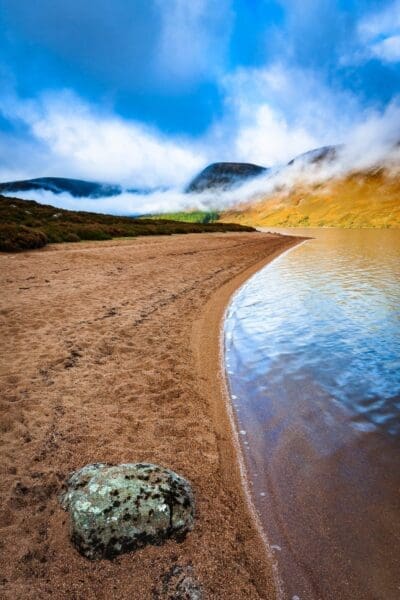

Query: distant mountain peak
[186,162,268,193]
[287,145,342,167]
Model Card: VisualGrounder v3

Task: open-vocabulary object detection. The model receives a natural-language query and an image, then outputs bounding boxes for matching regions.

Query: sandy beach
[0,231,301,599]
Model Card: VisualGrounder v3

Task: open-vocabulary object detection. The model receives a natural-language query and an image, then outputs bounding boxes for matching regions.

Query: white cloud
[0,90,205,187]
[232,104,317,166]
[154,0,232,85]
[2,188,193,216]
[370,35,400,62]
[219,64,360,166]
[358,0,400,63]
[339,100,400,172]
[359,0,400,39]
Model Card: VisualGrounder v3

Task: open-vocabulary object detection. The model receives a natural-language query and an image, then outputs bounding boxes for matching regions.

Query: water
[225,229,400,600]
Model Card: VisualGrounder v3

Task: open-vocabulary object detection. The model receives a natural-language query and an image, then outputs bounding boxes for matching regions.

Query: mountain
[0,177,124,198]
[220,168,400,228]
[185,150,339,194]
[0,177,156,198]
[287,145,341,167]
[186,162,267,193]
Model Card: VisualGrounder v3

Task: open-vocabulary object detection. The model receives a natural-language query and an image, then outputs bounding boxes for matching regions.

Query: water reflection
[225,228,400,599]
[227,229,400,436]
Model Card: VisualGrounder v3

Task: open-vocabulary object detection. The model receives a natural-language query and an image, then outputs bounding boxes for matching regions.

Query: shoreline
[0,232,303,599]
[221,228,400,600]
[191,237,303,599]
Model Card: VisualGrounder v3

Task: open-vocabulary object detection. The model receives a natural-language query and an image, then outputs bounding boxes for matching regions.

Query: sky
[0,0,399,211]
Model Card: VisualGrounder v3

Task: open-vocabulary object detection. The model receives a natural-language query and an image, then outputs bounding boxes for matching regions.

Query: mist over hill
[219,168,400,229]
[0,138,398,228]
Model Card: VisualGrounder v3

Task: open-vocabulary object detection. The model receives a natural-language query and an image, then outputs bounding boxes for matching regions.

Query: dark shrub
[0,224,48,252]
[74,226,112,241]
[63,232,81,243]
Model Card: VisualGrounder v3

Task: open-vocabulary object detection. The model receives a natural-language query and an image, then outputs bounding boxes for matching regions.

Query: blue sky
[0,0,399,191]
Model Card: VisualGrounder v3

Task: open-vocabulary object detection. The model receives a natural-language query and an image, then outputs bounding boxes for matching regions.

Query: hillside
[0,195,254,252]
[220,169,400,229]
[186,162,267,193]
[144,210,219,223]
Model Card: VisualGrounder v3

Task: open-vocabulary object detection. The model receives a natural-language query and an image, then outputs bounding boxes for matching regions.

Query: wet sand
[0,231,301,599]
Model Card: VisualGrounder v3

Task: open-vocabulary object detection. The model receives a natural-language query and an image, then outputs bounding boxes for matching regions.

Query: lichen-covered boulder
[60,462,195,559]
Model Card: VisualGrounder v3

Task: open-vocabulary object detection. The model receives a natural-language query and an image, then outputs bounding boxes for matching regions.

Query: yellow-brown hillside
[220,169,400,228]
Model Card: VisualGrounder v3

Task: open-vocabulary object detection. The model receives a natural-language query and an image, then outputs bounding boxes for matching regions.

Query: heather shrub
[0,194,255,252]
[0,224,48,252]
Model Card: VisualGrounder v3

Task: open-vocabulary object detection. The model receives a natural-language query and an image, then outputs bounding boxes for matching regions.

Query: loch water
[225,229,400,600]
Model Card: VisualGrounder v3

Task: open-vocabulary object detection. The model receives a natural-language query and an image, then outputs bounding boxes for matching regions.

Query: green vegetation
[145,210,219,223]
[0,195,254,252]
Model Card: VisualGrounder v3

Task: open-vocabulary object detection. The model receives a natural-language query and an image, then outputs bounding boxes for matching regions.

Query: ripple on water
[226,229,400,436]
[225,228,400,599]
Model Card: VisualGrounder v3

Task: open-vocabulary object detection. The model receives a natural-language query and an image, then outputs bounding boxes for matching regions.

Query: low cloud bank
[2,187,192,216]
[0,90,205,188]
[5,124,398,217]
[0,70,399,215]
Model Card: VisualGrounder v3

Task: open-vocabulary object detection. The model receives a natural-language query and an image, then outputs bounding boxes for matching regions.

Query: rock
[154,564,202,600]
[60,463,195,559]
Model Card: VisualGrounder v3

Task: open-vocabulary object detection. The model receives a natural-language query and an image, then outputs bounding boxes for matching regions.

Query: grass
[220,169,400,229]
[0,195,254,252]
[144,210,220,223]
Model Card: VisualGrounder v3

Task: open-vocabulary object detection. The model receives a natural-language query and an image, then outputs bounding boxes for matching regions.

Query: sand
[0,231,301,599]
